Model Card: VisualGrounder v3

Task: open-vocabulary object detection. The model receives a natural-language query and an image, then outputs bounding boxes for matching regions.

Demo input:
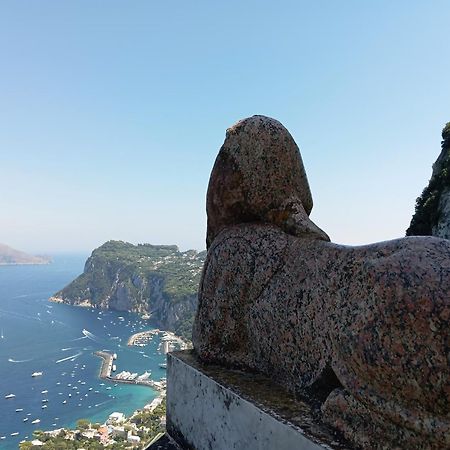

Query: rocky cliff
[51,240,205,340]
[407,122,450,238]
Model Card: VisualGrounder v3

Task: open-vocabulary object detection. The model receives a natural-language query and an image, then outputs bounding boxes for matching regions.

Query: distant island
[0,243,51,265]
[50,240,206,340]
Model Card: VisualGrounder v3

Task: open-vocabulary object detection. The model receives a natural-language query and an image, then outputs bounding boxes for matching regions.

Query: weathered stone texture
[193,115,450,449]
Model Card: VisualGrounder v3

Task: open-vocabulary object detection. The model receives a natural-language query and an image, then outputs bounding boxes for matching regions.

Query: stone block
[166,350,350,450]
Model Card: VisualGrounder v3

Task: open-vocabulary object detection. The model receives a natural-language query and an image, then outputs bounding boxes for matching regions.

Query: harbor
[94,351,166,392]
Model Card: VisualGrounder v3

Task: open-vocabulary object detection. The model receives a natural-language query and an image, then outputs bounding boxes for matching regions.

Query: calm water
[0,255,167,449]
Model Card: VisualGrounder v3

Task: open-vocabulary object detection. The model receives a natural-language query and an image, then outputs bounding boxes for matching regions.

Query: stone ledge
[166,350,352,450]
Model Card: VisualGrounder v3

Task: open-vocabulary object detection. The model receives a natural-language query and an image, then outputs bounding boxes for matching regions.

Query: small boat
[23,418,28,422]
[0,436,5,440]
[10,432,19,436]
[31,372,43,377]
[42,405,47,409]
[42,399,48,403]
[15,408,23,412]
[62,400,67,404]
[159,363,167,369]
[68,394,71,397]
[5,394,15,399]
[41,390,48,394]
[106,387,111,390]
[31,419,40,424]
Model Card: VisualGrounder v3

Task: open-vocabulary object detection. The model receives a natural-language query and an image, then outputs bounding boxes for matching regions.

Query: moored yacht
[31,372,43,377]
[5,394,15,399]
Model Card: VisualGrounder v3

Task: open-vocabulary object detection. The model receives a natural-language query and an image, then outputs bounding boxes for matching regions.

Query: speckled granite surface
[193,116,450,449]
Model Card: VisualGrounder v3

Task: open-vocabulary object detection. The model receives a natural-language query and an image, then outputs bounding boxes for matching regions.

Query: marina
[0,255,168,450]
[94,351,166,392]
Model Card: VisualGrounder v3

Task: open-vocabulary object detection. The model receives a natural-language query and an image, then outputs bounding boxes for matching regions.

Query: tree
[76,418,91,430]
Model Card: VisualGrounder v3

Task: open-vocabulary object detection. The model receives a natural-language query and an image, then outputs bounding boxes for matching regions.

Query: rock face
[407,122,450,238]
[52,241,205,339]
[193,116,450,450]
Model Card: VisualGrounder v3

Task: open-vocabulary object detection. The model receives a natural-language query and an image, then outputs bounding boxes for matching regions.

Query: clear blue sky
[1,1,449,253]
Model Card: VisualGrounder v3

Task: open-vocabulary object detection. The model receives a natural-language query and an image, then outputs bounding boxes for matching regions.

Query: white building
[106,412,125,425]
[127,431,141,444]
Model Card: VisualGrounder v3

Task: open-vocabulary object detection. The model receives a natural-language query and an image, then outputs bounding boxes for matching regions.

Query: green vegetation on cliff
[407,122,450,236]
[52,241,205,340]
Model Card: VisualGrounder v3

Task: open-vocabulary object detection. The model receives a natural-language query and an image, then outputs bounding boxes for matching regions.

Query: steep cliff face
[407,122,450,238]
[51,241,205,339]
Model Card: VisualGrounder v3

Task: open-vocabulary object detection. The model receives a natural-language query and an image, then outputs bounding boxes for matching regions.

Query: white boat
[31,419,40,424]
[31,372,43,377]
[62,400,67,404]
[42,399,48,403]
[23,418,28,422]
[5,394,15,399]
[10,432,19,436]
[112,364,116,371]
[15,408,23,412]
[42,405,47,409]
[0,436,5,439]
[41,390,48,394]
[159,363,167,369]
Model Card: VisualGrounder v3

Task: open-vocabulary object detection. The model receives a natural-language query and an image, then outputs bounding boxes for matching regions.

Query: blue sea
[0,255,167,449]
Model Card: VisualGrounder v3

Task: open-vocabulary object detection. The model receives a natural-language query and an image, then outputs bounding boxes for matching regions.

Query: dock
[93,351,166,392]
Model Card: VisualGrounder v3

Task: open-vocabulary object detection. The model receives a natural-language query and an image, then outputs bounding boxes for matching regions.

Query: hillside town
[19,395,166,449]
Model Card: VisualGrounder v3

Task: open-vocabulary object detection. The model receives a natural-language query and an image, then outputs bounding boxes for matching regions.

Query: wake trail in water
[8,358,33,363]
[94,399,113,407]
[82,328,103,344]
[72,335,88,341]
[56,352,82,364]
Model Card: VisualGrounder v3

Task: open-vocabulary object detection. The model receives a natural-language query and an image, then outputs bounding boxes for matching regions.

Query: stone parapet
[165,350,350,450]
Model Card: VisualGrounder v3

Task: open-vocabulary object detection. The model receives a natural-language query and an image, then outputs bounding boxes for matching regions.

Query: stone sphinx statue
[193,116,450,450]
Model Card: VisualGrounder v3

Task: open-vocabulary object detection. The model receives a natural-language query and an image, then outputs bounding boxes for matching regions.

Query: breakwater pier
[93,351,165,392]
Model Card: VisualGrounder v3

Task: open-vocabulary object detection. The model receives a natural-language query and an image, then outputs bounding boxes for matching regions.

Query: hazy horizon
[1,1,449,254]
